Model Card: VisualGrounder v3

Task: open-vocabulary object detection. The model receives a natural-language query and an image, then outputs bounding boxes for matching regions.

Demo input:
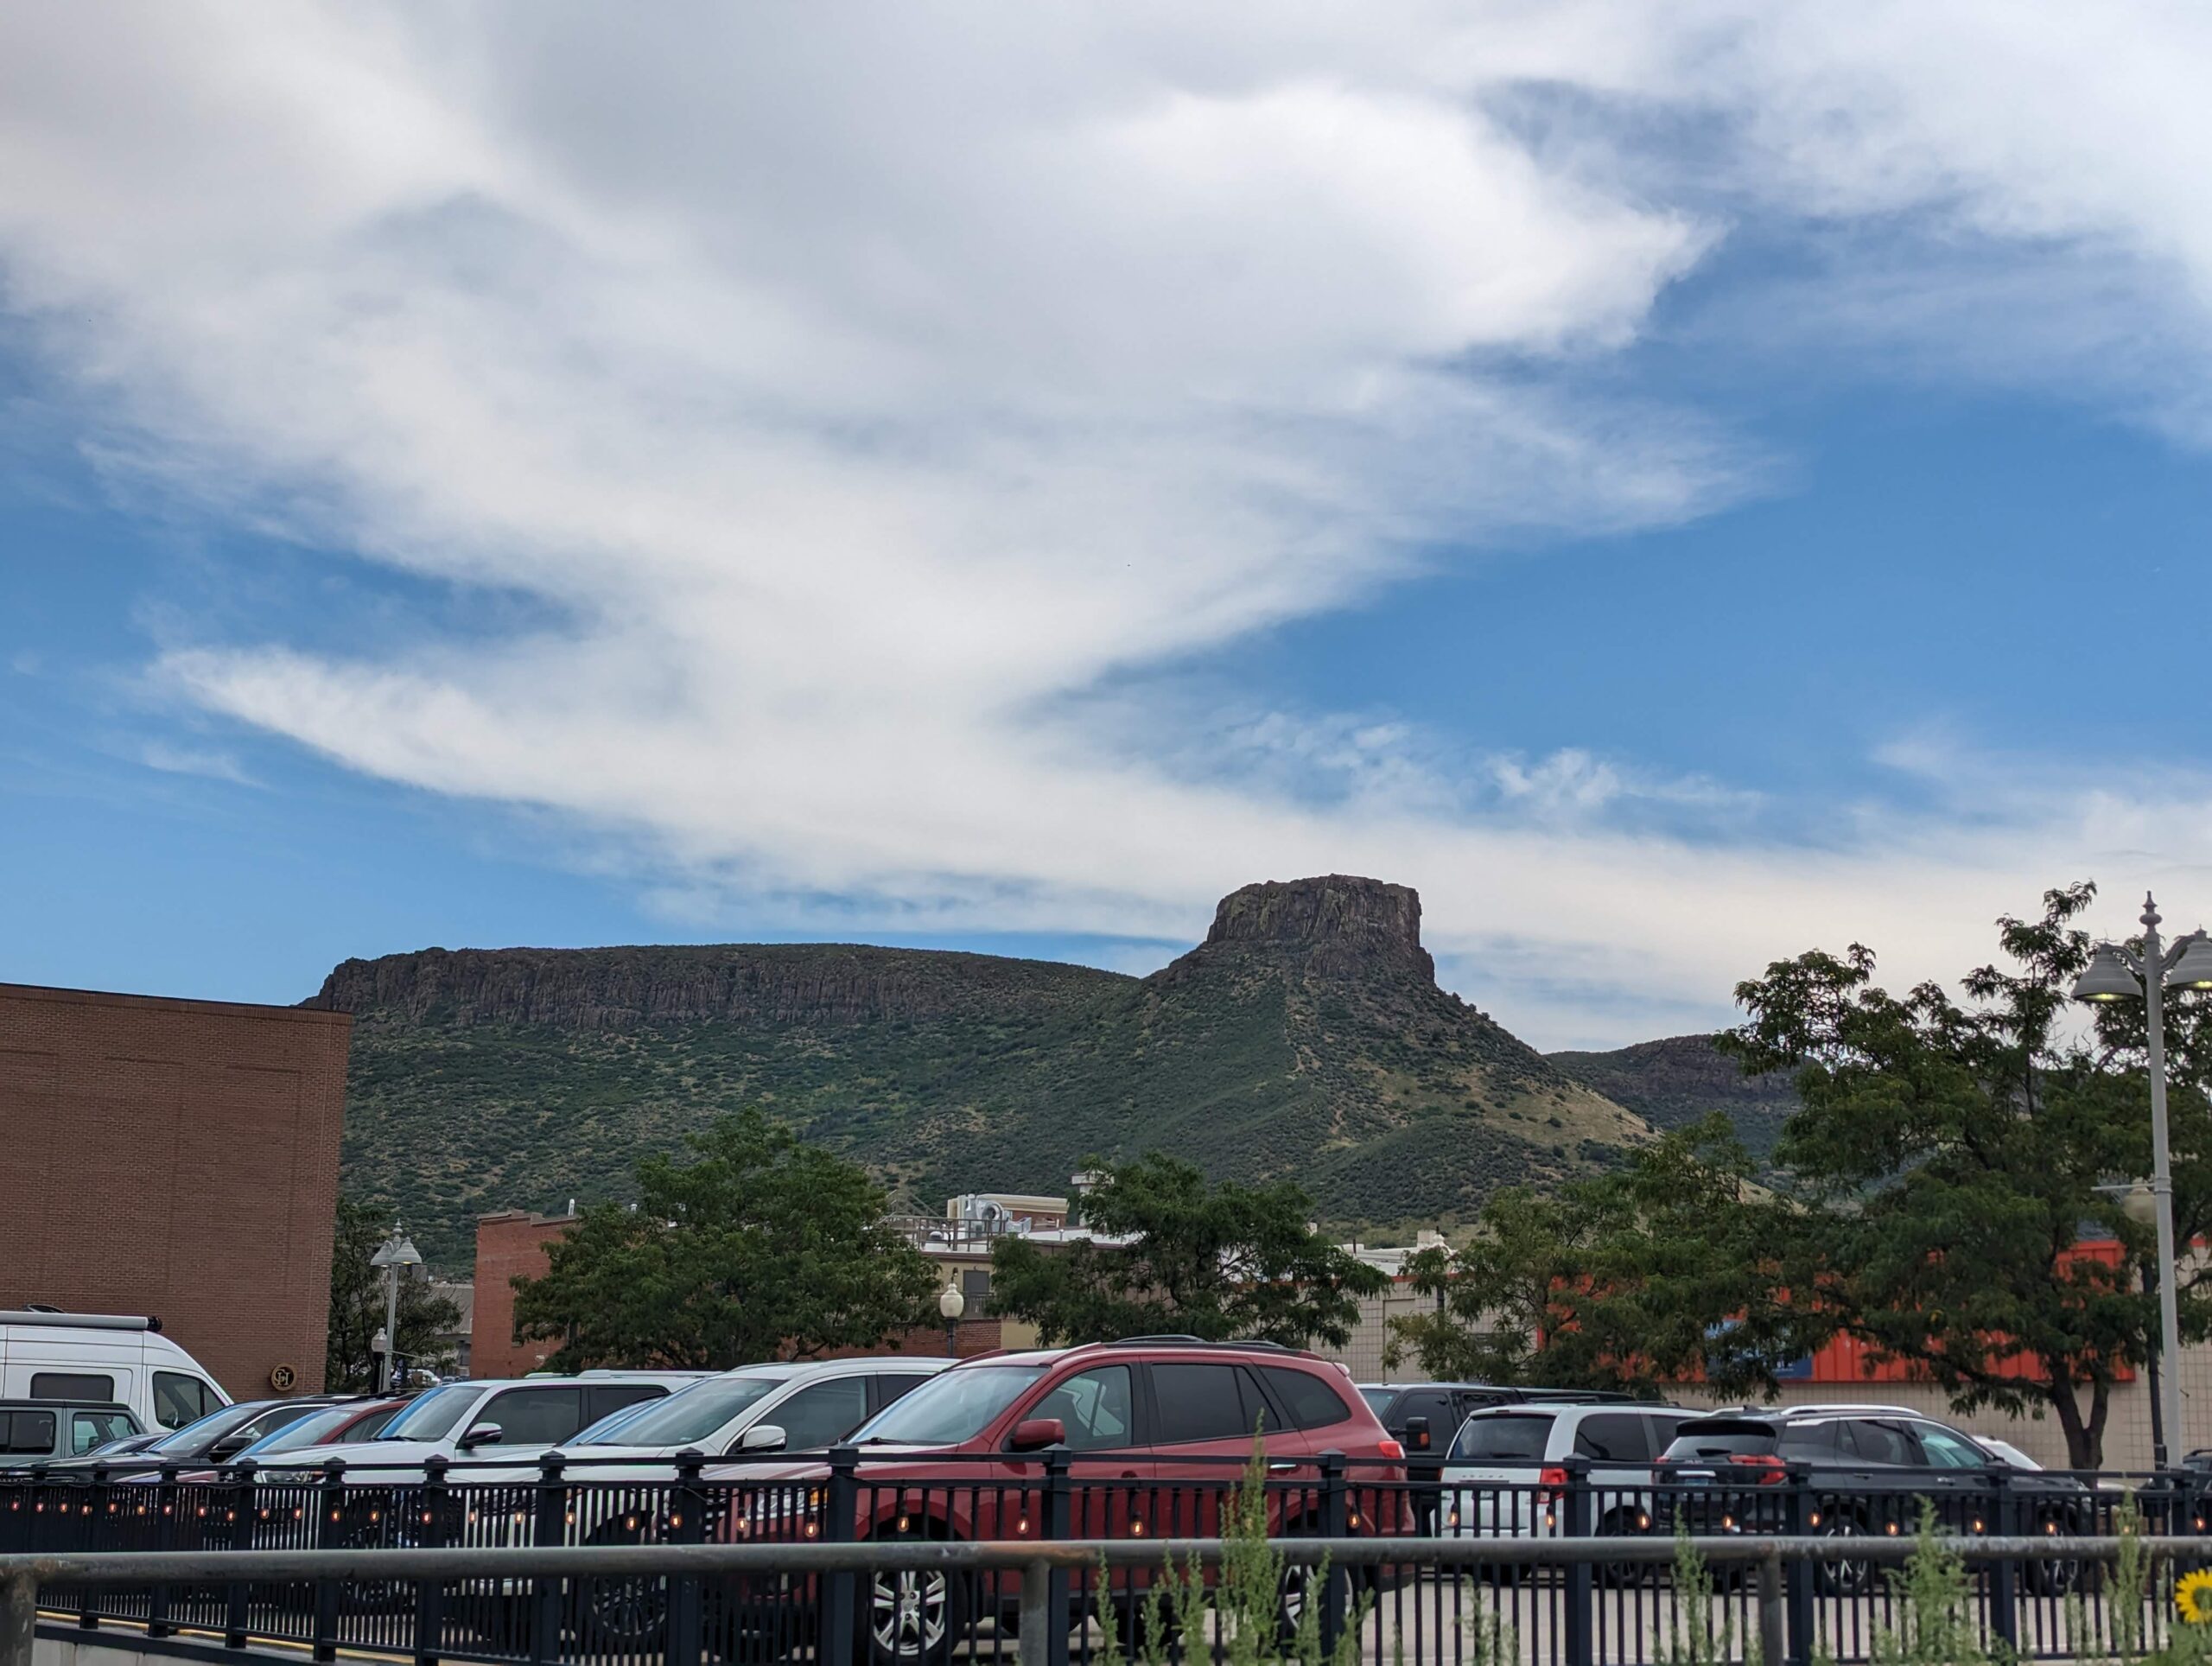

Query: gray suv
[0,1399,142,1467]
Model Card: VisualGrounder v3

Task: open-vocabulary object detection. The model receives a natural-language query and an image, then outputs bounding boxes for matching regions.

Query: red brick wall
[0,982,350,1397]
[471,1211,576,1378]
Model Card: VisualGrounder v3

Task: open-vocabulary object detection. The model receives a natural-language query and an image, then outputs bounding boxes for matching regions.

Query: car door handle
[1121,1470,1141,1479]
[1268,1462,1300,1473]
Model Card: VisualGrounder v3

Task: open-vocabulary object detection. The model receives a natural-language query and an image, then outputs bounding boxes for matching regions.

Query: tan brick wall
[0,982,349,1398]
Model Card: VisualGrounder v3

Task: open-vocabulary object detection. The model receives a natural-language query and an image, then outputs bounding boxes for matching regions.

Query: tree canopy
[1722,881,2212,1467]
[1383,1118,1807,1396]
[988,1152,1388,1348]
[327,1196,461,1392]
[511,1109,940,1369]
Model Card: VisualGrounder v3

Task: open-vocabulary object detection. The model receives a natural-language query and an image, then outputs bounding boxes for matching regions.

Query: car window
[0,1411,56,1455]
[241,1403,362,1456]
[1774,1421,1839,1458]
[147,1402,266,1455]
[1915,1426,1989,1469]
[29,1372,114,1402]
[1458,1390,1512,1418]
[853,1365,1046,1446]
[1258,1367,1353,1433]
[380,1385,483,1442]
[73,1410,137,1455]
[480,1387,584,1446]
[153,1373,220,1431]
[1358,1388,1397,1418]
[1845,1421,1914,1466]
[1572,1413,1653,1464]
[1660,1421,1779,1460]
[772,1377,873,1452]
[1393,1389,1455,1444]
[873,1373,934,1413]
[588,1383,666,1422]
[1450,1413,1555,1463]
[1031,1366,1136,1452]
[1149,1364,1262,1445]
[575,1374,785,1447]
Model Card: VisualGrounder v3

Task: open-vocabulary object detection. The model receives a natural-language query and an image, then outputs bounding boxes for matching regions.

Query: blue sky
[5,5,2212,1047]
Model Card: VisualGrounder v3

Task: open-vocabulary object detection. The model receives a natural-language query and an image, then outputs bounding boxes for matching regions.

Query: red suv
[712,1338,1410,1664]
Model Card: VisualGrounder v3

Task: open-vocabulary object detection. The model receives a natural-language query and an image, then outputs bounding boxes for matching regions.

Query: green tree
[989,1152,1387,1348]
[1722,881,2212,1468]
[1382,1119,1808,1395]
[511,1109,938,1368]
[327,1196,461,1392]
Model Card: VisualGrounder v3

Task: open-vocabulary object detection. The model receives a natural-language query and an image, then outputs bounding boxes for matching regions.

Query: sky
[6,3,2212,1049]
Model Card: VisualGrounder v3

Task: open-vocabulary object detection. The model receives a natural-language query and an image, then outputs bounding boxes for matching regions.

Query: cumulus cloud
[4,3,2212,1044]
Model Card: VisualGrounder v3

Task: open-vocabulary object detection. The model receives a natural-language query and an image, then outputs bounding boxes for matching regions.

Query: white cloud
[5,4,2212,1045]
[136,741,258,788]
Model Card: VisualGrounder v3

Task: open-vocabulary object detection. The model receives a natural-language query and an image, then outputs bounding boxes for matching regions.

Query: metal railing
[3,1535,2203,1666]
[3,1450,2207,1666]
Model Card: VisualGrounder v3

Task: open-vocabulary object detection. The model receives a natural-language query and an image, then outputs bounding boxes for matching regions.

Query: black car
[1359,1382,1641,1532]
[0,1399,143,1468]
[1656,1405,2091,1593]
[47,1396,349,1478]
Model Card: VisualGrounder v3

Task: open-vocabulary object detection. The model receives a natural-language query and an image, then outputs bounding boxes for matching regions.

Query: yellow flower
[2175,1568,2212,1625]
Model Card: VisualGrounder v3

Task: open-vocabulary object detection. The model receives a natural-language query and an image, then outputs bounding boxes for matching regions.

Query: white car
[1443,1402,1699,1541]
[474,1354,954,1483]
[257,1371,704,1483]
[0,1310,228,1434]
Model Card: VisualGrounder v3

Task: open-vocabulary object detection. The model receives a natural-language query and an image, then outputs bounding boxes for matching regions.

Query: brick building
[0,982,350,1397]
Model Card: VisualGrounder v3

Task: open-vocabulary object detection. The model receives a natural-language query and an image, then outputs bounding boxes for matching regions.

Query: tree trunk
[2046,1378,2104,1470]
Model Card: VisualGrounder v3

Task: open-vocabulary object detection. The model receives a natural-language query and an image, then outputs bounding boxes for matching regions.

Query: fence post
[147,1464,178,1639]
[311,1457,347,1662]
[225,1459,258,1650]
[78,1460,110,1631]
[1044,1446,1073,1666]
[1758,1550,1785,1666]
[1561,1456,1594,1666]
[664,1447,707,1666]
[3,1569,36,1666]
[1017,1557,1052,1666]
[1319,1449,1350,1656]
[1987,1466,2019,1654]
[413,1454,451,1666]
[529,1450,567,1666]
[1777,1464,1813,1666]
[819,1445,859,1666]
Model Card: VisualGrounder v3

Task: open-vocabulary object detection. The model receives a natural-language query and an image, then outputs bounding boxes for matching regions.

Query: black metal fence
[1,1449,2203,1666]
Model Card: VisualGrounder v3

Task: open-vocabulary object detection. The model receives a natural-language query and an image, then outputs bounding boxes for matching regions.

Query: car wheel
[1598,1509,1649,1588]
[859,1531,968,1666]
[571,1515,672,1650]
[1816,1510,1874,1599]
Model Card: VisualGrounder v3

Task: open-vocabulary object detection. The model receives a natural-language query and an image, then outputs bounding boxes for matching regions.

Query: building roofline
[0,981,353,1027]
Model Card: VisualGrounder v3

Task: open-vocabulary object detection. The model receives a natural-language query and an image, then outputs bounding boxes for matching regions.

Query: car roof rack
[1701,1402,1924,1420]
[1099,1335,1295,1352]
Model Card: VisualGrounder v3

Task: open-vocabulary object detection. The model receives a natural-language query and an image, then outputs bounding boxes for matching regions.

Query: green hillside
[321,875,1657,1269]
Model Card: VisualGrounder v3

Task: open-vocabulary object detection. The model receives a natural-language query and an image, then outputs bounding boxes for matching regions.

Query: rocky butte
[316,874,1663,1268]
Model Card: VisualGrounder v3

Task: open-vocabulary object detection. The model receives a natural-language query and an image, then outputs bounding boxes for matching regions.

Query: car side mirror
[459,1423,504,1449]
[1008,1418,1065,1453]
[1405,1416,1431,1452]
[734,1424,787,1454]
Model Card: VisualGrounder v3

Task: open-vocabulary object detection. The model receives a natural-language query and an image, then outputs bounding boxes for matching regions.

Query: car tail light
[1537,1466,1569,1498]
[1377,1440,1405,1460]
[1730,1454,1787,1485]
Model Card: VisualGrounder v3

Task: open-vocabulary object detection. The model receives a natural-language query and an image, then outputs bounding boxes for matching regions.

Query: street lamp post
[368,1225,423,1394]
[938,1280,966,1358]
[2072,893,2212,1470]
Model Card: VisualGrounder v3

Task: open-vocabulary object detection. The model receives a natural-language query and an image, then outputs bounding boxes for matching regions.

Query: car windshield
[1359,1389,1396,1416]
[378,1385,484,1443]
[145,1402,266,1456]
[239,1404,369,1457]
[1660,1421,1779,1460]
[1449,1414,1554,1463]
[575,1373,789,1447]
[849,1366,1046,1447]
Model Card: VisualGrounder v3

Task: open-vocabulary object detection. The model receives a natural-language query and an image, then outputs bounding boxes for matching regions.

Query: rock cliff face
[1548,1033,1799,1156]
[1159,874,1435,982]
[325,874,1658,1269]
[312,943,1125,1032]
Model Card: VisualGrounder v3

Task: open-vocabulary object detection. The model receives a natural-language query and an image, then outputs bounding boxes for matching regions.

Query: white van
[0,1311,230,1433]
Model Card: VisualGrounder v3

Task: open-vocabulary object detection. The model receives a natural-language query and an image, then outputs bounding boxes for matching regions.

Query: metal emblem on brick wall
[269,1363,297,1391]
